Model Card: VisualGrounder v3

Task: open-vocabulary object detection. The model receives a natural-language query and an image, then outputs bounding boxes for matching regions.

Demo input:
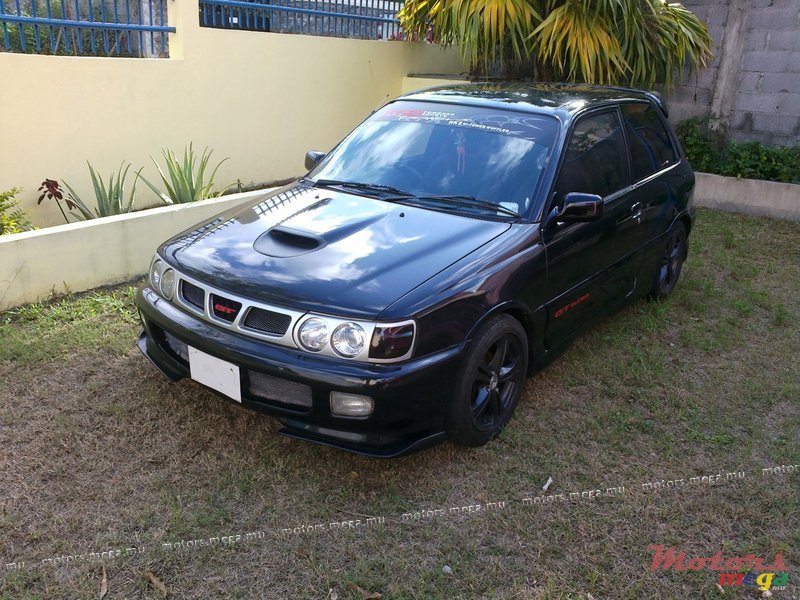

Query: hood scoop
[253,201,391,258]
[254,226,326,258]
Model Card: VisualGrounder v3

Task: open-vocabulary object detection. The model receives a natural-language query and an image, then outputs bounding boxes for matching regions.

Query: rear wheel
[445,315,528,447]
[648,222,687,300]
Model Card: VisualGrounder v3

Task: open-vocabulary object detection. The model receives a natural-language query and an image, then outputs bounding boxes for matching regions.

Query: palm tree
[398,0,713,90]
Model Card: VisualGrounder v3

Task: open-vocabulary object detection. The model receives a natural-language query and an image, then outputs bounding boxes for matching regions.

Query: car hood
[161,184,511,319]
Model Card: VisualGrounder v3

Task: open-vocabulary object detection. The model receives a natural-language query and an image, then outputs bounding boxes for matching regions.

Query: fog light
[330,392,374,417]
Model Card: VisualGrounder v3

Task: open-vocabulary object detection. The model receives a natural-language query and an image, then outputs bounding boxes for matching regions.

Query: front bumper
[135,287,463,457]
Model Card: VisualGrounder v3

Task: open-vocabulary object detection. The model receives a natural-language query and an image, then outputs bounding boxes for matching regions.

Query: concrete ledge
[694,172,800,221]
[0,189,273,311]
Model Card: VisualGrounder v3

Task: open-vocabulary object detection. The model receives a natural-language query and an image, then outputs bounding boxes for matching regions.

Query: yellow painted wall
[0,0,464,226]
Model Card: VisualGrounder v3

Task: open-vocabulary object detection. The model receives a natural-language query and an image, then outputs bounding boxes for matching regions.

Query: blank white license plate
[188,346,242,402]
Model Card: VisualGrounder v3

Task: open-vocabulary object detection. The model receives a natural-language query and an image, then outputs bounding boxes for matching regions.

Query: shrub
[676,117,800,184]
[0,188,35,235]
[719,141,800,184]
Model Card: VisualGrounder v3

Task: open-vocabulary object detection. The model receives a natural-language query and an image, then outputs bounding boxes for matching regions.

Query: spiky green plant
[61,162,142,221]
[398,0,713,90]
[139,143,229,204]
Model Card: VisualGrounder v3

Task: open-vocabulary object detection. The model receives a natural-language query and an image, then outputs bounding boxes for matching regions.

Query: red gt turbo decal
[214,304,237,315]
[554,293,590,319]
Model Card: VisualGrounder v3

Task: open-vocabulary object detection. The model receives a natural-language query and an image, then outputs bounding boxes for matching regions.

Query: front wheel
[648,222,687,301]
[445,315,528,447]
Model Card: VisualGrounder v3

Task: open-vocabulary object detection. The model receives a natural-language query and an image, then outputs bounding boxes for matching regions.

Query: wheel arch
[465,301,543,376]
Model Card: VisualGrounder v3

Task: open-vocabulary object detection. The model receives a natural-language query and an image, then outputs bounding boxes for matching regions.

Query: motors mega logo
[648,545,789,592]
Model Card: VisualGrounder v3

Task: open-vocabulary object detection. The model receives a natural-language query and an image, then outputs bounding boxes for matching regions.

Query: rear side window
[622,103,677,181]
[555,110,628,200]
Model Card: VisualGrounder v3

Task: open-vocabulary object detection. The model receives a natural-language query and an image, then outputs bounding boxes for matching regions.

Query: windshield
[308,101,559,218]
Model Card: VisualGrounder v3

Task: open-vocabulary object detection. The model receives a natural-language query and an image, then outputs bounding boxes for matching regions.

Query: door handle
[631,202,645,225]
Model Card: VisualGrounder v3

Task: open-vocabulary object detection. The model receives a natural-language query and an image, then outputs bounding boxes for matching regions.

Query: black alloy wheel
[446,315,528,447]
[649,222,687,300]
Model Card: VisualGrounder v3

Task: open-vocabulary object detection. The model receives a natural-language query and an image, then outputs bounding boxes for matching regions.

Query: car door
[620,101,685,247]
[542,107,645,346]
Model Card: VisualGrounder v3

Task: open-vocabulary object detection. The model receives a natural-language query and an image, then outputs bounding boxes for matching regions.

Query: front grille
[242,307,292,335]
[247,371,312,408]
[210,293,242,322]
[181,280,205,310]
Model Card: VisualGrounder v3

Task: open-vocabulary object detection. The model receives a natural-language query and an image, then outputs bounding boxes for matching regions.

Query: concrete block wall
[668,0,800,146]
[668,0,727,124]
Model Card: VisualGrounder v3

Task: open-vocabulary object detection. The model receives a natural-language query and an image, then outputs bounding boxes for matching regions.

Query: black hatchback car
[136,83,695,457]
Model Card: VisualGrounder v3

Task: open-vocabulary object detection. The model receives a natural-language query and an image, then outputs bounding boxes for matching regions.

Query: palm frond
[532,0,627,84]
[399,0,540,68]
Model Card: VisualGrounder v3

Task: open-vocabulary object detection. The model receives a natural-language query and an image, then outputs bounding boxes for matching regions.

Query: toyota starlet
[136,83,696,456]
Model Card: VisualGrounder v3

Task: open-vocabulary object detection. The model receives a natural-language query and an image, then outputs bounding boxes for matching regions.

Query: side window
[555,111,628,201]
[622,103,677,181]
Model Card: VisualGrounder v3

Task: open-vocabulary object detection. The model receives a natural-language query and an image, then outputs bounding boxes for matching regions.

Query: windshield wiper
[389,194,521,218]
[312,178,413,198]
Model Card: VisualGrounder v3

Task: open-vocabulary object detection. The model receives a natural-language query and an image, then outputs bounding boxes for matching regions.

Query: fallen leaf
[542,476,554,492]
[715,583,725,594]
[347,582,381,599]
[145,571,167,598]
[99,565,108,599]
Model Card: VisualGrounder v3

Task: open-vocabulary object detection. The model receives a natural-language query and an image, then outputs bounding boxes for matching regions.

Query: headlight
[369,323,415,360]
[294,315,414,362]
[331,322,366,358]
[298,317,329,352]
[160,268,176,300]
[149,259,164,290]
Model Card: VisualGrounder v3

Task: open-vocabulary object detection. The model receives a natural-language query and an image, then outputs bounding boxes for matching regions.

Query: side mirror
[305,151,326,171]
[558,192,603,222]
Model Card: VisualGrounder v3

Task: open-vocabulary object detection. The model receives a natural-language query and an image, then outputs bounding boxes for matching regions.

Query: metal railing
[199,0,404,40]
[0,0,174,56]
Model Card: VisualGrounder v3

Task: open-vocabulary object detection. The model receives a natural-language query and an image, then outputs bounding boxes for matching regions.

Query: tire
[648,222,688,301]
[445,314,529,447]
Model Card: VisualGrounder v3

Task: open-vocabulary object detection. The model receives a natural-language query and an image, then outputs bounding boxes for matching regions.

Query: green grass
[0,208,798,599]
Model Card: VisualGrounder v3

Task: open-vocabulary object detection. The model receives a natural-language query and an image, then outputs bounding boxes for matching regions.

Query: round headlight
[160,268,176,299]
[150,259,164,290]
[331,322,366,358]
[298,318,329,352]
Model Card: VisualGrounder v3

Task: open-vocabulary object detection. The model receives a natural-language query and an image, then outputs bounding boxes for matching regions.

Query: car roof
[398,82,668,121]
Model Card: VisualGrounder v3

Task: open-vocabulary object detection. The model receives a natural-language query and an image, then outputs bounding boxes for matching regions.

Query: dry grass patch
[1,208,798,599]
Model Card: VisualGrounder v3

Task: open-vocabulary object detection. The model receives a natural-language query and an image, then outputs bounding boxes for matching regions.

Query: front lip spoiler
[277,422,447,458]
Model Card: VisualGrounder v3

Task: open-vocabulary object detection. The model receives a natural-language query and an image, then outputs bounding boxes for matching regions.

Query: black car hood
[162,184,511,319]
